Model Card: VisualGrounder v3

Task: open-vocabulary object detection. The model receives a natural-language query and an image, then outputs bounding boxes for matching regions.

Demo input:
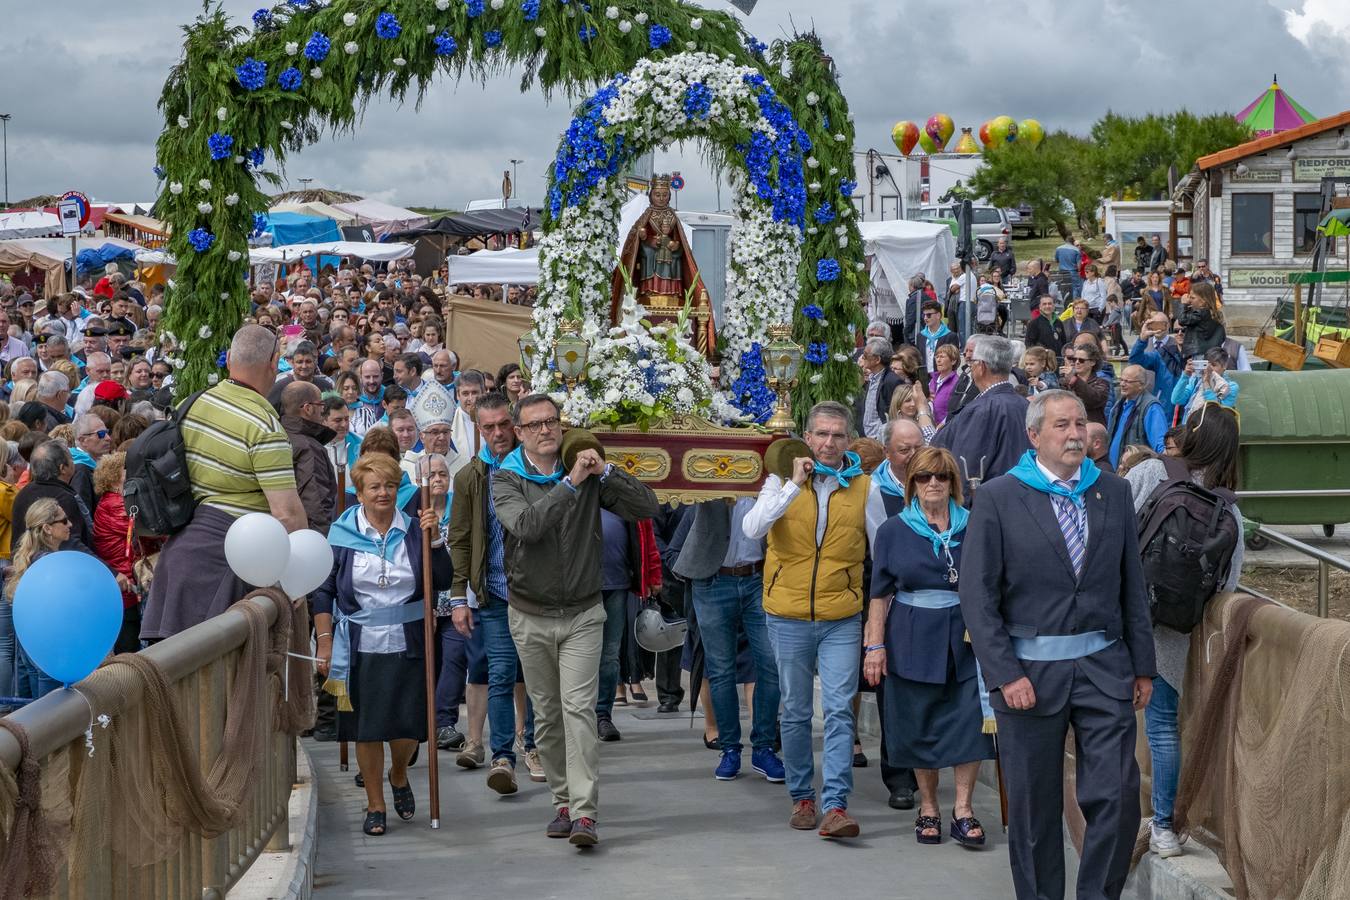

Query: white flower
[835,225,846,235]
[828,166,839,175]
[225,193,239,206]
[281,120,294,130]
[342,12,357,26]
[198,178,212,190]
[426,24,436,33]
[685,41,696,50]
[839,206,851,217]
[604,387,622,404]
[833,352,850,363]
[838,235,848,248]
[535,26,546,36]
[491,0,504,7]
[806,92,819,106]
[176,115,189,129]
[618,20,631,33]
[605,5,618,17]
[690,17,702,29]
[344,41,359,54]
[393,57,406,66]
[834,133,846,142]
[808,181,821,191]
[436,0,450,8]
[635,11,648,23]
[806,157,819,169]
[219,294,229,301]
[809,373,823,385]
[216,107,227,121]
[311,67,323,79]
[285,41,299,55]
[207,373,220,385]
[807,226,818,235]
[676,386,695,405]
[197,202,213,214]
[169,182,183,195]
[199,325,214,339]
[233,155,244,164]
[227,250,242,262]
[172,357,185,370]
[855,261,866,271]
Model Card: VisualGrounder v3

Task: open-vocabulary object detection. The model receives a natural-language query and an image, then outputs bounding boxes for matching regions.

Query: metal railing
[0,592,296,899]
[1241,523,1350,618]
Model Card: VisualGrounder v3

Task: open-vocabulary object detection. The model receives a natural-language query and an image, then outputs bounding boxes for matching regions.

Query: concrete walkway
[308,701,1017,899]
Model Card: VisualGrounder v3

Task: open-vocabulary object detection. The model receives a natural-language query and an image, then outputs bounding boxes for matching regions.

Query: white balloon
[279,530,335,598]
[224,513,290,587]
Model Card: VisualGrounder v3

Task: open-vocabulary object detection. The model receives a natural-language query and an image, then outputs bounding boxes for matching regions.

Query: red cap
[93,380,130,403]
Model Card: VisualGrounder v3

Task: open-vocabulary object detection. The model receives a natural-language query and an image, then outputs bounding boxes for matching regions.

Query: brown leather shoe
[789,798,818,830]
[819,807,860,839]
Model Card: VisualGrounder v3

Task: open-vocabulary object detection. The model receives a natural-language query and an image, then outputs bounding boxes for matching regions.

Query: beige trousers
[509,603,605,820]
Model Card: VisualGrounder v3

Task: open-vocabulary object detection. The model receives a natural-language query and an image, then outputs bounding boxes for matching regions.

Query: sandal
[389,775,415,821]
[362,809,386,836]
[950,811,986,848]
[354,772,364,788]
[915,814,942,845]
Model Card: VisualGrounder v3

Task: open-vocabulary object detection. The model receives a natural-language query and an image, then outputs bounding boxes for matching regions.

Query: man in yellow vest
[743,401,869,840]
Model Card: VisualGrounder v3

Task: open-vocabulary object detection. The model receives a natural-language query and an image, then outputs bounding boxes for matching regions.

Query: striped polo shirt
[182,379,296,517]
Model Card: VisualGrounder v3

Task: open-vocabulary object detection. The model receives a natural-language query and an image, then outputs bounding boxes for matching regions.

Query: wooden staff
[419,472,442,829]
[994,736,1009,833]
[336,461,349,773]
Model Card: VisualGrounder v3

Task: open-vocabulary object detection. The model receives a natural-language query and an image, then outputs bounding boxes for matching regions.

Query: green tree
[1091,110,1252,199]
[966,132,1098,240]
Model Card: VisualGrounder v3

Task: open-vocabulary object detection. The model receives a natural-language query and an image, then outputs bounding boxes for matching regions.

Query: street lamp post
[509,159,523,201]
[0,114,10,210]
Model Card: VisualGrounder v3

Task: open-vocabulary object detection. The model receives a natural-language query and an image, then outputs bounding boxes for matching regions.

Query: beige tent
[443,295,535,374]
[269,201,357,224]
[0,237,140,297]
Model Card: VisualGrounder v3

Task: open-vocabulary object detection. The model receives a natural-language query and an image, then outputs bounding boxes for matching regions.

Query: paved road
[308,700,1017,899]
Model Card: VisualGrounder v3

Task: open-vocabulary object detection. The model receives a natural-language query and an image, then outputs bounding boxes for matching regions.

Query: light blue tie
[1053,481,1086,578]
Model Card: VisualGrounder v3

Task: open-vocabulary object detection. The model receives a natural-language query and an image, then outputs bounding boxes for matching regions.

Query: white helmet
[634,603,686,653]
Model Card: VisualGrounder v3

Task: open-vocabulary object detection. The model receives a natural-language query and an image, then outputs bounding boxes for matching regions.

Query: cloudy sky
[3,0,1350,213]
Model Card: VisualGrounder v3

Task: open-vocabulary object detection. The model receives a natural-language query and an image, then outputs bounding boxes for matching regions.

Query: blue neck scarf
[813,451,863,488]
[70,447,97,470]
[327,506,408,561]
[344,432,362,471]
[922,322,951,342]
[1007,450,1100,504]
[872,459,905,498]
[899,498,969,557]
[358,385,384,407]
[478,444,506,468]
[499,446,563,485]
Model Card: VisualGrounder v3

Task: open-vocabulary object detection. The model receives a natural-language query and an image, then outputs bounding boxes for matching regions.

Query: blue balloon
[13,551,122,687]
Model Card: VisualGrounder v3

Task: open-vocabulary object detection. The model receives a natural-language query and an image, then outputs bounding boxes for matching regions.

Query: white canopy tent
[269,201,358,224]
[136,241,415,268]
[334,199,429,239]
[858,219,957,331]
[446,246,540,286]
[0,211,63,240]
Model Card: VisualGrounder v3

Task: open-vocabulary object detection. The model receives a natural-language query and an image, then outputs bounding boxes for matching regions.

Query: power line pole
[0,114,10,210]
[509,159,523,202]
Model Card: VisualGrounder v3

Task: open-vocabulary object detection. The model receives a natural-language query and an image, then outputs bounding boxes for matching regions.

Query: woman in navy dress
[863,446,994,847]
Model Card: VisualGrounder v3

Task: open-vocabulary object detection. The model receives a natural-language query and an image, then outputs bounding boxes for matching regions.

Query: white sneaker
[1150,823,1183,859]
[524,748,546,783]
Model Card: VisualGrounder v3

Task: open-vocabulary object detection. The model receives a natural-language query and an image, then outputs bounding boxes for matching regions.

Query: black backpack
[1135,457,1238,633]
[122,390,206,537]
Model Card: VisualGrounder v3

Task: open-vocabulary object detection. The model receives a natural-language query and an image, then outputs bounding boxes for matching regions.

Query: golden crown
[651,174,673,190]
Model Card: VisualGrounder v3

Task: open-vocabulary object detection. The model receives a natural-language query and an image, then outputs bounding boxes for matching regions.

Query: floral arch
[154,2,865,415]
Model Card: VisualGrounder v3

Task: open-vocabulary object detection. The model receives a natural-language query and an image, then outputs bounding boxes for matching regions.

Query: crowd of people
[0,236,1249,898]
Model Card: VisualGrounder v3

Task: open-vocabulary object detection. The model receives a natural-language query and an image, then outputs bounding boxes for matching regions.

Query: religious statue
[610,174,716,357]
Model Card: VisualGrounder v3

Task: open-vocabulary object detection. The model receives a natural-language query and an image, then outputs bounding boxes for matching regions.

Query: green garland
[155,2,865,405]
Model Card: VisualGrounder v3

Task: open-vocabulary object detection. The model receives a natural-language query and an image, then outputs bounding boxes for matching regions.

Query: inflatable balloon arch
[152,2,867,426]
[892,113,1044,156]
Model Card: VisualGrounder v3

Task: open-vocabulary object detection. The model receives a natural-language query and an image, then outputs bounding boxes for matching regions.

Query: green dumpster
[1232,370,1350,534]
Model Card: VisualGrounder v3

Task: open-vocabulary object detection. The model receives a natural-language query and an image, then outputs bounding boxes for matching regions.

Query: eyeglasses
[518,416,561,433]
[52,517,71,526]
[913,472,951,485]
[810,429,849,442]
[152,371,169,380]
[81,430,109,440]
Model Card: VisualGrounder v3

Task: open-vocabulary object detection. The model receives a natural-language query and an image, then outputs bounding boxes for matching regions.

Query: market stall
[0,237,140,297]
[446,246,539,286]
[333,199,428,239]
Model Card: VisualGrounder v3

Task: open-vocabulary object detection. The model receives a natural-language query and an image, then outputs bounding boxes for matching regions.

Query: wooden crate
[1254,333,1308,371]
[1313,335,1350,368]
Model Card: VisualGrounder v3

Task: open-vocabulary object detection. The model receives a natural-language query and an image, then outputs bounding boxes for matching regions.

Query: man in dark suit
[852,337,901,442]
[959,390,1155,900]
[1023,295,1063,355]
[933,335,1030,496]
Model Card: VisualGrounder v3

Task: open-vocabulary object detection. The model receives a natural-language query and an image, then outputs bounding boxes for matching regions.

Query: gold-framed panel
[682,449,763,483]
[602,447,672,480]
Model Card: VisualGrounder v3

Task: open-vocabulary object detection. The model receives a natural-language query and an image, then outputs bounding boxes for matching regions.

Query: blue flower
[802,304,824,321]
[813,202,836,224]
[730,344,775,423]
[744,34,767,55]
[187,228,216,253]
[234,57,268,91]
[207,132,234,161]
[484,30,503,48]
[247,146,265,168]
[839,178,857,198]
[303,31,331,61]
[816,258,842,283]
[375,12,401,39]
[153,165,166,180]
[217,349,228,368]
[648,24,672,50]
[434,31,458,55]
[521,0,540,20]
[805,341,829,365]
[579,24,597,42]
[465,0,484,15]
[278,66,304,91]
[683,83,713,120]
[252,8,275,30]
[250,213,269,238]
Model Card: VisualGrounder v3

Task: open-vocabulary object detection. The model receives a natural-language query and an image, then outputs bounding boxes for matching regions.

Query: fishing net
[0,588,313,898]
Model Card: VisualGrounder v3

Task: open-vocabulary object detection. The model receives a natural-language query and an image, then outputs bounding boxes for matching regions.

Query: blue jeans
[692,573,779,752]
[766,613,861,812]
[0,599,15,701]
[1145,675,1180,828]
[14,643,61,703]
[479,602,534,765]
[595,588,628,720]
[435,615,470,729]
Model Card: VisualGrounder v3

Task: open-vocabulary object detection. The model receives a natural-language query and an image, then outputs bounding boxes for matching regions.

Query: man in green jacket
[492,393,659,848]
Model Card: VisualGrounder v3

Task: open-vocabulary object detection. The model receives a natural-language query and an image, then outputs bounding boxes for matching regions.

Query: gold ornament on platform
[551,319,591,422]
[762,323,804,433]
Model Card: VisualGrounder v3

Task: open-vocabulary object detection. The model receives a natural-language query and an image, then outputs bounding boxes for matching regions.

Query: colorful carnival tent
[1236,76,1317,137]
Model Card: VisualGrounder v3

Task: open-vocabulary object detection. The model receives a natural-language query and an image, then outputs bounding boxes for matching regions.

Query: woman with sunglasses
[1059,340,1110,426]
[864,446,993,847]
